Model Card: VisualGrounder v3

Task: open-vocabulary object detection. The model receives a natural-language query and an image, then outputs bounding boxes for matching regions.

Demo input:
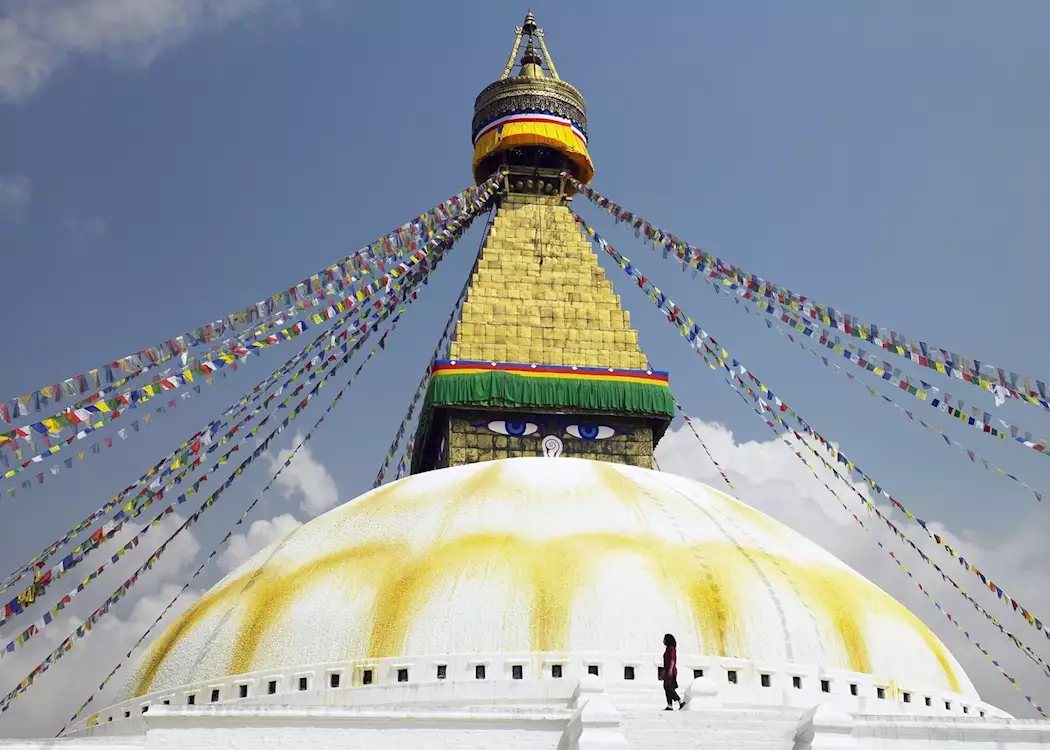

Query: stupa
[38,12,1048,750]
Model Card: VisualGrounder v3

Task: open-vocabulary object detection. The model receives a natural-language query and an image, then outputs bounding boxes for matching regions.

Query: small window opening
[945,700,952,711]
[397,668,409,683]
[239,684,248,698]
[363,669,373,685]
[980,710,985,717]
[587,665,599,676]
[210,689,220,703]
[267,680,277,695]
[298,677,308,692]
[924,697,932,707]
[124,711,130,719]
[475,664,486,680]
[849,683,858,696]
[793,676,802,690]
[727,670,738,684]
[163,699,170,705]
[821,679,830,693]
[513,665,524,680]
[624,666,635,681]
[903,692,911,703]
[141,706,148,714]
[108,717,113,723]
[760,674,771,687]
[187,694,196,705]
[963,706,969,714]
[330,673,340,688]
[876,687,886,699]
[552,664,563,679]
[437,665,447,680]
[693,668,704,679]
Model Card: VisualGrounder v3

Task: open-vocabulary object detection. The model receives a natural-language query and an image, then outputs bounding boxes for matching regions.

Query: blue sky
[0,0,1047,734]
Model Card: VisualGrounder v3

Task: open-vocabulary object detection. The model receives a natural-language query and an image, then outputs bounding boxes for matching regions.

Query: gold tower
[412,12,674,473]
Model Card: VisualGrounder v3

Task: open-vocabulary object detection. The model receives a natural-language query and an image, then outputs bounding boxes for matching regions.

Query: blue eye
[565,424,621,440]
[482,420,539,437]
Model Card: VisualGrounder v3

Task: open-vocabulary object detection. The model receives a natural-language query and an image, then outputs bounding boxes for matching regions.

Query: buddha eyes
[482,420,540,437]
[472,420,627,440]
[564,424,620,441]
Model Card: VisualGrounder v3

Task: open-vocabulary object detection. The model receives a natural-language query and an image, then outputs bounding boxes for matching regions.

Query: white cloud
[0,0,306,102]
[267,431,339,516]
[63,215,107,240]
[0,512,203,738]
[0,174,32,219]
[216,512,302,574]
[656,420,1050,718]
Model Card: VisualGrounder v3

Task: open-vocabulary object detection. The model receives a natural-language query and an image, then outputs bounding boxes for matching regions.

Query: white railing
[72,651,1006,735]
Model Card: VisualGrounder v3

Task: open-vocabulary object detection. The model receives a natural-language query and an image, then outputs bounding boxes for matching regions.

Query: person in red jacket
[663,633,682,710]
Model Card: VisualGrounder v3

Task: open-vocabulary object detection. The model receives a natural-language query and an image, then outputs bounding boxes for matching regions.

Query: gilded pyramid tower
[412,12,674,473]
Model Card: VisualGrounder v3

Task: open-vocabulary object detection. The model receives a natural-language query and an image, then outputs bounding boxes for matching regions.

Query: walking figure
[663,633,682,710]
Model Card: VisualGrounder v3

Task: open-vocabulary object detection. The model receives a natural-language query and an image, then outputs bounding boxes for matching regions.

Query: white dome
[125,458,975,700]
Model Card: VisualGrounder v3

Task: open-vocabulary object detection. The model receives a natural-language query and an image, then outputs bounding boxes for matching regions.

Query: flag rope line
[671,401,735,491]
[370,212,491,488]
[0,176,502,593]
[707,355,1049,718]
[2,178,499,719]
[565,174,1048,412]
[699,277,1045,501]
[1,181,502,474]
[1,262,436,595]
[573,212,1050,643]
[0,293,408,634]
[0,180,494,431]
[0,283,399,492]
[55,182,499,734]
[577,212,1050,715]
[0,183,499,647]
[699,276,1047,459]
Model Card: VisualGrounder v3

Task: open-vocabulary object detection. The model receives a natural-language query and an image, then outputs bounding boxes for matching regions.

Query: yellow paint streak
[131,572,248,696]
[433,462,506,539]
[229,541,404,674]
[128,469,962,697]
[891,596,962,693]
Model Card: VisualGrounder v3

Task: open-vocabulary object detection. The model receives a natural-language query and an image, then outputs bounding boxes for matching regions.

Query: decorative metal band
[472,78,587,140]
[432,360,669,385]
[472,113,588,147]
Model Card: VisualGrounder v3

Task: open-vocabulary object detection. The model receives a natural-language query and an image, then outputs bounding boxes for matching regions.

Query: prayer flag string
[699,275,1047,460]
[0,179,498,430]
[699,276,1045,502]
[709,361,1048,718]
[0,297,400,630]
[4,176,500,721]
[565,174,1049,412]
[0,177,502,595]
[1,263,433,592]
[572,213,1050,645]
[371,215,490,489]
[55,177,500,735]
[672,402,734,491]
[575,216,1048,716]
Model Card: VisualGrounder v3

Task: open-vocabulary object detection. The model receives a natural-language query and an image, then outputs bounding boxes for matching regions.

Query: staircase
[609,685,803,750]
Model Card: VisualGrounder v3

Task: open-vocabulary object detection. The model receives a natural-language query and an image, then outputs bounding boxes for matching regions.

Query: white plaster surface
[123,458,977,701]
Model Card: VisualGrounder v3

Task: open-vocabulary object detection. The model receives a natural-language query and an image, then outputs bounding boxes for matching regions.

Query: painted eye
[564,424,620,440]
[484,420,539,437]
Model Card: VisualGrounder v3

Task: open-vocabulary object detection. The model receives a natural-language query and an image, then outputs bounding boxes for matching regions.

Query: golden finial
[522,10,538,36]
[519,38,545,79]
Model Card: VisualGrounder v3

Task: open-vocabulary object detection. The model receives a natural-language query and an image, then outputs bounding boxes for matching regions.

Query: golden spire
[473,11,593,184]
[519,38,546,79]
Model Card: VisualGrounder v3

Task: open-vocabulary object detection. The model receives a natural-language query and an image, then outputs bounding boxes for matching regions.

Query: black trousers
[664,682,680,704]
